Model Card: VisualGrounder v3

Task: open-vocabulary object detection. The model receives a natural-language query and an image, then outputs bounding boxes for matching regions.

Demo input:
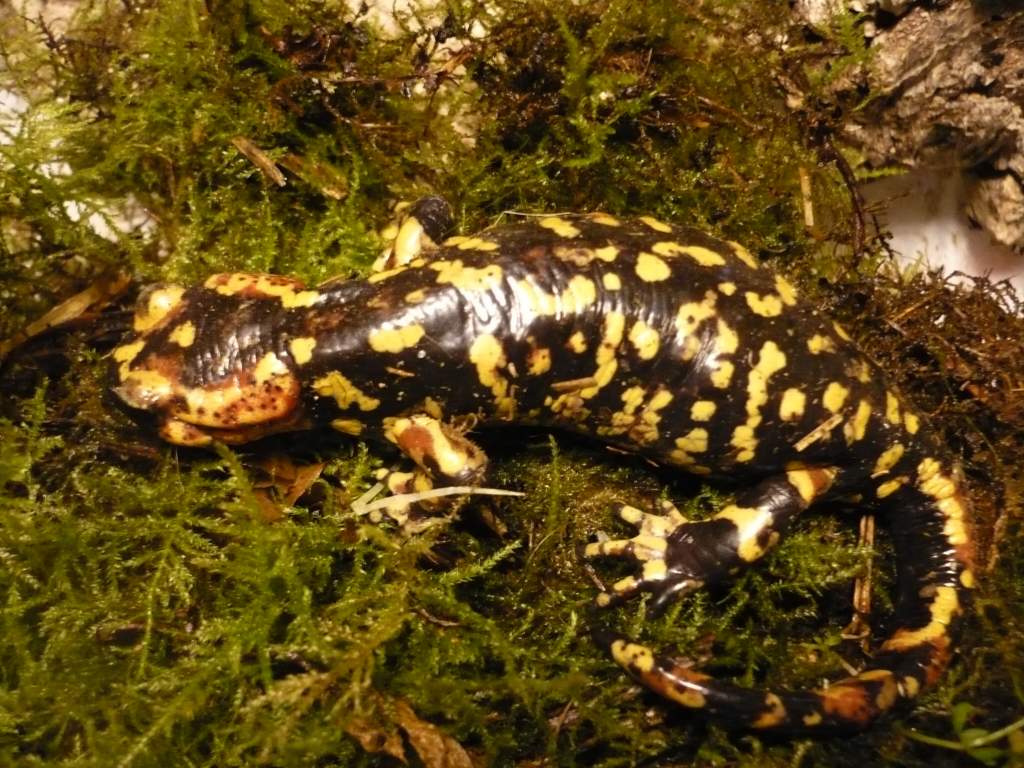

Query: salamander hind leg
[584,468,837,615]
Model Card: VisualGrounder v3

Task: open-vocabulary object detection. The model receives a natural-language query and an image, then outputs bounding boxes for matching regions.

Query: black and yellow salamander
[111,198,974,733]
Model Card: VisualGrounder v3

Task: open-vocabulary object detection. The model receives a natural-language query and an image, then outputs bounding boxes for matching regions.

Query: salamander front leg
[584,467,838,615]
[373,196,454,272]
[361,414,490,530]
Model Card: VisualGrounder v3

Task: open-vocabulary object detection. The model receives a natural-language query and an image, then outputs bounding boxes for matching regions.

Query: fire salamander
[111,197,974,733]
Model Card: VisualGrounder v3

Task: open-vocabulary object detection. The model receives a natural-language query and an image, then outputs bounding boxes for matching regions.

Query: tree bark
[798,0,1024,252]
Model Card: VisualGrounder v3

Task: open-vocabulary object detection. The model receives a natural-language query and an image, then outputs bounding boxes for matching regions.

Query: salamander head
[111,275,311,446]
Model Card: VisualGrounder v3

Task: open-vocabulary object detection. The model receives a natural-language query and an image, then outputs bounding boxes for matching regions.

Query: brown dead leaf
[0,271,130,362]
[253,490,285,523]
[253,456,325,506]
[344,718,407,763]
[394,700,475,768]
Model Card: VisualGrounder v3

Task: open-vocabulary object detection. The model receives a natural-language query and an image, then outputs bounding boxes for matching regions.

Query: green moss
[1,1,1021,766]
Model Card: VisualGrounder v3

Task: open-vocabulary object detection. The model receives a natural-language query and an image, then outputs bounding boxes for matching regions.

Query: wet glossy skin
[112,209,974,733]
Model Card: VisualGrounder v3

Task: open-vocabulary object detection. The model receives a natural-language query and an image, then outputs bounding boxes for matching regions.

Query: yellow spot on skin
[730,425,758,461]
[556,247,602,270]
[253,352,289,383]
[917,456,941,482]
[405,288,427,304]
[430,260,504,292]
[113,340,145,365]
[647,390,673,411]
[960,569,975,589]
[639,215,672,233]
[717,504,773,561]
[168,321,196,348]
[635,252,672,282]
[330,418,364,436]
[779,388,806,421]
[675,291,718,345]
[774,274,798,305]
[422,397,444,419]
[610,639,655,672]
[710,361,734,389]
[916,460,971,547]
[513,274,598,320]
[590,212,621,226]
[729,241,759,269]
[718,281,736,295]
[470,334,506,388]
[470,334,514,415]
[567,331,588,353]
[845,399,873,443]
[753,693,788,728]
[539,216,580,238]
[313,371,381,411]
[877,477,908,498]
[873,443,905,476]
[882,585,960,651]
[602,272,621,291]
[651,240,726,267]
[134,285,185,332]
[904,411,921,434]
[832,321,852,341]
[675,428,708,453]
[368,266,407,283]
[745,291,784,317]
[803,712,823,727]
[289,336,317,365]
[603,387,674,444]
[886,391,901,424]
[454,236,499,251]
[574,311,626,401]
[566,274,598,309]
[205,273,319,308]
[807,334,836,355]
[786,467,837,503]
[160,418,213,447]
[620,386,646,414]
[715,318,739,355]
[594,245,619,261]
[527,347,551,375]
[902,676,921,698]
[513,279,560,318]
[628,320,660,360]
[731,341,787,461]
[368,323,426,353]
[642,559,668,581]
[690,400,717,421]
[850,359,872,383]
[822,382,850,414]
[862,670,899,711]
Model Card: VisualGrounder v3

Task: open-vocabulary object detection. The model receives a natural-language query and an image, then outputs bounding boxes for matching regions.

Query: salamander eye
[133,283,187,333]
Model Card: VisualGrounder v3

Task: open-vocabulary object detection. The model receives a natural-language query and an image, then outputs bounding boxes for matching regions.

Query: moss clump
[1,1,1021,766]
